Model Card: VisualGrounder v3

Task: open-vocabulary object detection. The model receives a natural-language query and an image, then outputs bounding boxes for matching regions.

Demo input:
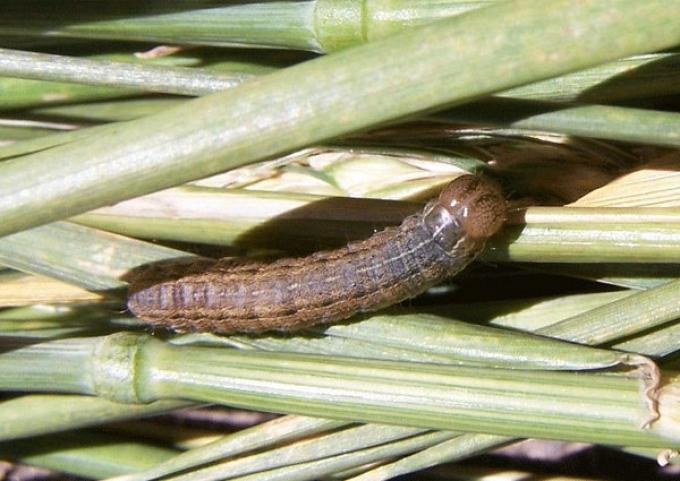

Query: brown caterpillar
[127,174,506,333]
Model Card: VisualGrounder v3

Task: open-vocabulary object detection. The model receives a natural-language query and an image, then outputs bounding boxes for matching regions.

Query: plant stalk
[0,0,488,53]
[0,333,677,448]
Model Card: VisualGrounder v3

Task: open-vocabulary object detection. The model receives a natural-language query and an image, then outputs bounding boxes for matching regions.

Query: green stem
[538,278,680,345]
[2,0,679,238]
[515,207,680,225]
[317,313,630,371]
[0,47,297,110]
[436,98,680,148]
[3,51,676,120]
[0,47,249,96]
[501,52,680,103]
[615,322,680,358]
[146,340,680,447]
[0,333,677,448]
[485,224,680,263]
[0,394,189,441]
[0,0,487,53]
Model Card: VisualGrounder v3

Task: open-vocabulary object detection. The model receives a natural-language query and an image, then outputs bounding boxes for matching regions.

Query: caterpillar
[127,174,506,333]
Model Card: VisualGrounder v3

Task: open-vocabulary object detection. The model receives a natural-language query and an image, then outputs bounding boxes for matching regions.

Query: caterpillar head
[423,174,506,252]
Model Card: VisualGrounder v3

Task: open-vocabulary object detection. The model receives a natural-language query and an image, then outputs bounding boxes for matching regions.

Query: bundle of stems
[3,0,680,236]
[2,1,680,480]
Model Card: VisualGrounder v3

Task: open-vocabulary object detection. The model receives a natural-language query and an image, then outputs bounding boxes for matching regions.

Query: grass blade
[148,424,434,481]
[502,52,680,103]
[0,222,191,291]
[201,431,458,481]
[345,433,510,481]
[110,416,346,481]
[538,279,680,345]
[0,394,189,441]
[5,430,178,479]
[436,98,680,148]
[0,271,103,306]
[0,47,250,96]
